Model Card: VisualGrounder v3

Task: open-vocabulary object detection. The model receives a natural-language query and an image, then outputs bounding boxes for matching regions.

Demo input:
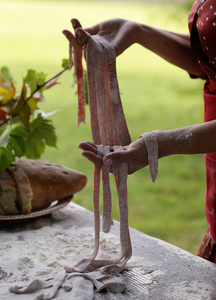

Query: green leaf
[10,125,27,138]
[9,98,31,129]
[0,128,10,147]
[0,86,15,104]
[37,72,47,86]
[30,113,57,147]
[62,58,69,68]
[7,126,27,157]
[24,113,57,159]
[24,69,47,95]
[0,147,14,172]
[24,69,37,93]
[27,97,38,110]
[25,131,45,159]
[0,66,14,83]
[8,135,26,157]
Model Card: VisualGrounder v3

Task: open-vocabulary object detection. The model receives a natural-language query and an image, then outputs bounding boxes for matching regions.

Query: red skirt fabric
[188,0,216,261]
[197,229,216,262]
[198,79,216,260]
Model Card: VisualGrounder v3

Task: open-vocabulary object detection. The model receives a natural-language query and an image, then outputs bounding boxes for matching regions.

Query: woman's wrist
[153,127,196,157]
[131,22,143,45]
[126,21,142,46]
[153,129,172,158]
[139,129,185,181]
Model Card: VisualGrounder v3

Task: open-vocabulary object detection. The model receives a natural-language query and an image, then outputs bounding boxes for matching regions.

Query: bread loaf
[14,159,87,211]
[8,166,33,214]
[0,170,19,215]
[0,159,87,215]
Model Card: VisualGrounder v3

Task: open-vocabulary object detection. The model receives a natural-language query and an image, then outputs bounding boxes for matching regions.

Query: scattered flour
[0,218,138,299]
[0,224,122,284]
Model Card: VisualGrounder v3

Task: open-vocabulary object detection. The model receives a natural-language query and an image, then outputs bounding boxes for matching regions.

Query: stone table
[1,201,216,300]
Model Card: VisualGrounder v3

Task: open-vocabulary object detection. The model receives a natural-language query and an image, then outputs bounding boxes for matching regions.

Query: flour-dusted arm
[103,121,216,167]
[79,121,216,185]
[80,120,216,180]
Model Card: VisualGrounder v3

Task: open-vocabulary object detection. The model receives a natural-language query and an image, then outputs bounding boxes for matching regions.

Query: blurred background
[0,0,207,255]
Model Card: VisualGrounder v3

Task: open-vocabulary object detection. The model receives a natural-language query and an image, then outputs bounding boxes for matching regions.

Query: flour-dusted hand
[103,138,147,175]
[78,137,148,175]
[78,141,103,169]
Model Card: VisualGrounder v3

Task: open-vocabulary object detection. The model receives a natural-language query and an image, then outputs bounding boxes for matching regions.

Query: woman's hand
[78,138,148,174]
[71,18,139,56]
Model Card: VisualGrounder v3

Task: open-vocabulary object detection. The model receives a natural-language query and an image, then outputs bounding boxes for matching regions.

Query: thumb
[84,24,100,36]
[75,28,90,46]
[103,150,131,166]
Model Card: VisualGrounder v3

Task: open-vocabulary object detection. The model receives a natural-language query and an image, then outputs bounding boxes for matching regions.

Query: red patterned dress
[189,0,216,261]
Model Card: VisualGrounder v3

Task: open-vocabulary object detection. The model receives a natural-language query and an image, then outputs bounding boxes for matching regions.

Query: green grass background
[1,0,207,254]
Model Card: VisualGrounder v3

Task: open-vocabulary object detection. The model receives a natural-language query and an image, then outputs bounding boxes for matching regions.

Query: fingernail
[103,156,112,166]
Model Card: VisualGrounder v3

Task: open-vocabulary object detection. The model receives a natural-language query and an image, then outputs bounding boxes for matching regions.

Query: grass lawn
[1,0,207,254]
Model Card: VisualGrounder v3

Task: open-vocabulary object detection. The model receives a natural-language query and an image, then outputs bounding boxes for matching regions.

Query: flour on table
[0,220,134,299]
[0,225,121,284]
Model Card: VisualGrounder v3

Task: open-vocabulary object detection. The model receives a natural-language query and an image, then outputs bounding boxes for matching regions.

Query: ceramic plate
[0,196,72,223]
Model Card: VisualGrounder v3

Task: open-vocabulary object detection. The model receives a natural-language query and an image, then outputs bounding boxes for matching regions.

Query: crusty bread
[0,170,19,215]
[0,159,87,215]
[14,158,87,210]
[8,166,33,214]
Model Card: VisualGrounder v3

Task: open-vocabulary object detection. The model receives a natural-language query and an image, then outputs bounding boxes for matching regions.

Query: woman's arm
[155,120,216,157]
[79,120,216,174]
[72,18,203,76]
[136,24,202,76]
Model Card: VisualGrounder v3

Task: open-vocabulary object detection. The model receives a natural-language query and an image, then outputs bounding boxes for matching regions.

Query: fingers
[103,150,133,166]
[103,138,147,167]
[75,28,90,46]
[70,18,99,36]
[78,141,97,154]
[78,141,102,168]
[71,18,82,30]
[62,29,73,41]
[81,150,102,169]
[63,19,90,48]
[62,29,78,47]
[103,149,146,175]
[78,140,146,175]
[62,28,87,48]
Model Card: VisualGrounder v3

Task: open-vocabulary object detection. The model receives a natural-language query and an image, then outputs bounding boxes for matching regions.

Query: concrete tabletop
[1,201,216,300]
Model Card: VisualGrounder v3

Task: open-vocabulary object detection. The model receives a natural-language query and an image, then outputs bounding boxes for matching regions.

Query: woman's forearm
[154,120,216,158]
[76,18,202,76]
[135,23,202,76]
